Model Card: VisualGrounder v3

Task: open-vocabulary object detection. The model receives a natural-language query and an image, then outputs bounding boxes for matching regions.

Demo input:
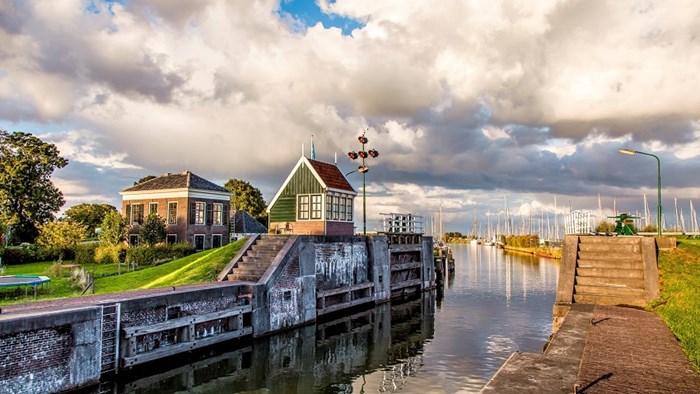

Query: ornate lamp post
[347,131,379,235]
[618,148,662,237]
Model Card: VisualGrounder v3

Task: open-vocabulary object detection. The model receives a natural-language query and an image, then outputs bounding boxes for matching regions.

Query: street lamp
[347,131,379,235]
[618,148,662,237]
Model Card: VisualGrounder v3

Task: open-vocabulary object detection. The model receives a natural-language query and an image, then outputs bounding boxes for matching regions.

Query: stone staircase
[225,236,289,283]
[572,237,649,307]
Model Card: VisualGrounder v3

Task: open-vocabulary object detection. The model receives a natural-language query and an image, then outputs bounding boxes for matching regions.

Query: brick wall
[326,221,354,235]
[269,253,304,331]
[290,220,325,235]
[0,307,101,394]
[315,240,369,290]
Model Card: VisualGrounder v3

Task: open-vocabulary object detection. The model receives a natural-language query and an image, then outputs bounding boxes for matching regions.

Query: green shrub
[74,243,99,265]
[505,235,539,248]
[126,243,195,266]
[0,244,66,264]
[94,244,126,265]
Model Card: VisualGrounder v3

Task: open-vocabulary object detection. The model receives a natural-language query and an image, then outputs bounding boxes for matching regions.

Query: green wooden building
[267,156,357,235]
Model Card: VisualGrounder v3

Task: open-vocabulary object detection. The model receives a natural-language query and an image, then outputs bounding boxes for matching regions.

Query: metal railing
[380,213,424,234]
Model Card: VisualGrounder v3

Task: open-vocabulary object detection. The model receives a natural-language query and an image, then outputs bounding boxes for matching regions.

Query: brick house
[267,156,357,235]
[119,171,231,250]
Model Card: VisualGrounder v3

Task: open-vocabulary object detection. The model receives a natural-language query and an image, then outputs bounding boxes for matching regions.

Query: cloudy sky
[1,0,699,235]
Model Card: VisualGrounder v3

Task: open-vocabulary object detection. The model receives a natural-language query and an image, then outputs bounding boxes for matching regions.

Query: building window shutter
[125,204,132,223]
[206,203,213,225]
[222,206,228,225]
[189,202,196,224]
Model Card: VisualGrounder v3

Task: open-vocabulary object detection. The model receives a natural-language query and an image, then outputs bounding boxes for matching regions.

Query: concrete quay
[481,304,700,393]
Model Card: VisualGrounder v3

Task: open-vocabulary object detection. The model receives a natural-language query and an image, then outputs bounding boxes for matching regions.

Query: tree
[139,212,167,246]
[99,210,127,246]
[0,131,68,243]
[64,203,117,236]
[134,175,156,185]
[36,220,87,262]
[224,179,267,220]
[595,220,616,233]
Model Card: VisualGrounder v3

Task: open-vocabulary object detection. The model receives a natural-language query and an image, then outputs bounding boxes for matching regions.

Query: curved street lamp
[347,131,379,235]
[618,148,662,237]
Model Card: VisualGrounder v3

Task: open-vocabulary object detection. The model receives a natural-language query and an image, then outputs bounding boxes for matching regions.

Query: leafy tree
[134,175,156,185]
[36,220,87,262]
[99,210,127,246]
[224,179,267,220]
[139,212,167,246]
[0,131,68,243]
[64,203,117,236]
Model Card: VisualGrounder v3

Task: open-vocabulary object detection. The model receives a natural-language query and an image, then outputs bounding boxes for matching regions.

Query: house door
[212,234,222,248]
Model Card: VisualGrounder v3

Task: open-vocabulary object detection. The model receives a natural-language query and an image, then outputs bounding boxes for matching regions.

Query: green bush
[0,244,66,264]
[95,244,127,265]
[74,243,99,265]
[126,243,195,266]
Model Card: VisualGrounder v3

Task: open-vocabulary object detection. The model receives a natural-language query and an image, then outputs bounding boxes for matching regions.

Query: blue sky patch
[277,0,365,36]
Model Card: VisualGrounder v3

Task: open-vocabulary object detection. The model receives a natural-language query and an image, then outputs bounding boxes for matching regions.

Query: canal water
[110,243,559,393]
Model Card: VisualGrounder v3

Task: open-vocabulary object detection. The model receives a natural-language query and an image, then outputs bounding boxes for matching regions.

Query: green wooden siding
[270,162,324,222]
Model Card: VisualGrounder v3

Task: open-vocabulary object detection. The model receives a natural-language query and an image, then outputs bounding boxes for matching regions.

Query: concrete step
[241,256,275,265]
[234,267,267,276]
[575,276,646,289]
[573,293,646,307]
[227,273,262,282]
[578,243,641,253]
[577,251,642,261]
[577,259,643,270]
[578,236,642,245]
[574,284,646,298]
[237,261,271,269]
[576,267,644,279]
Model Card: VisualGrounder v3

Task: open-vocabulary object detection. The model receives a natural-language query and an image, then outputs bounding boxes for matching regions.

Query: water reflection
[108,243,558,393]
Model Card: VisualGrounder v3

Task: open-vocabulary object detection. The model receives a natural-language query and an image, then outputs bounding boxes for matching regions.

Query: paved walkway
[576,305,700,393]
[482,304,700,393]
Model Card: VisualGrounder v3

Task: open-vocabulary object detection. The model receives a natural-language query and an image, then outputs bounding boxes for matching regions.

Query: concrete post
[369,236,390,303]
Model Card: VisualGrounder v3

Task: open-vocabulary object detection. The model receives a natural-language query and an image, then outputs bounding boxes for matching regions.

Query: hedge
[126,243,195,266]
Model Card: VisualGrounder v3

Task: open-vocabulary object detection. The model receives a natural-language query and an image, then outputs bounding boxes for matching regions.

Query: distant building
[231,210,268,238]
[267,156,357,235]
[119,171,231,250]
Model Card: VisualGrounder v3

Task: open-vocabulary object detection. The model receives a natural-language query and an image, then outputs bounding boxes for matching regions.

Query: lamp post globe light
[618,148,662,237]
[347,131,379,235]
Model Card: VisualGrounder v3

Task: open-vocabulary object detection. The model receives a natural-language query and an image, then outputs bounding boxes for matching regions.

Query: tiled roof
[307,159,355,192]
[122,171,228,193]
[232,211,268,234]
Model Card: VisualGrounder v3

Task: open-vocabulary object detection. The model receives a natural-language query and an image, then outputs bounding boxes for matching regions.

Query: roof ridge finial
[311,134,316,160]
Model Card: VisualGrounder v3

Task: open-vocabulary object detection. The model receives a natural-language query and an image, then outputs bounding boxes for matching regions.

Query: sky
[1,0,700,235]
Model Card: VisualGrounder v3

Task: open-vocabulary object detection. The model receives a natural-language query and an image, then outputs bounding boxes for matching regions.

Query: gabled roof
[121,171,228,193]
[306,158,355,192]
[267,156,357,212]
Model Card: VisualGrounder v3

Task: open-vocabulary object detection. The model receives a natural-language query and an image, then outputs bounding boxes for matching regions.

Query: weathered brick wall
[291,220,325,234]
[269,253,304,331]
[315,240,369,290]
[0,307,101,394]
[0,327,72,393]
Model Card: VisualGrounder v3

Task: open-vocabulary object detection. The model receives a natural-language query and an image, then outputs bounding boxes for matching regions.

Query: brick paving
[576,305,700,393]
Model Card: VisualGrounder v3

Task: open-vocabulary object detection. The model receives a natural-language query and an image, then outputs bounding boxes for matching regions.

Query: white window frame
[149,202,158,215]
[311,194,323,220]
[213,203,223,226]
[297,195,310,220]
[195,202,206,225]
[167,202,177,225]
[212,234,222,248]
[130,203,144,225]
[166,234,177,244]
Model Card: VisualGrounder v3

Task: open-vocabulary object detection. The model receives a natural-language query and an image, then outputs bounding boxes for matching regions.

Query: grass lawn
[652,238,700,372]
[0,238,246,306]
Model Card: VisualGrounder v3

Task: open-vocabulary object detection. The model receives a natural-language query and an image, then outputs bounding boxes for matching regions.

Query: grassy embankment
[652,238,700,371]
[0,238,246,306]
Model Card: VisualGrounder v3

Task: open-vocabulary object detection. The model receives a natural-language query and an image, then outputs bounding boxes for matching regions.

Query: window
[311,195,322,219]
[339,197,346,220]
[167,202,177,224]
[195,202,206,225]
[166,234,177,244]
[129,234,139,246]
[212,234,222,248]
[346,198,353,221]
[297,195,309,220]
[149,202,158,215]
[332,196,340,220]
[213,203,223,225]
[194,234,205,250]
[130,204,144,225]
